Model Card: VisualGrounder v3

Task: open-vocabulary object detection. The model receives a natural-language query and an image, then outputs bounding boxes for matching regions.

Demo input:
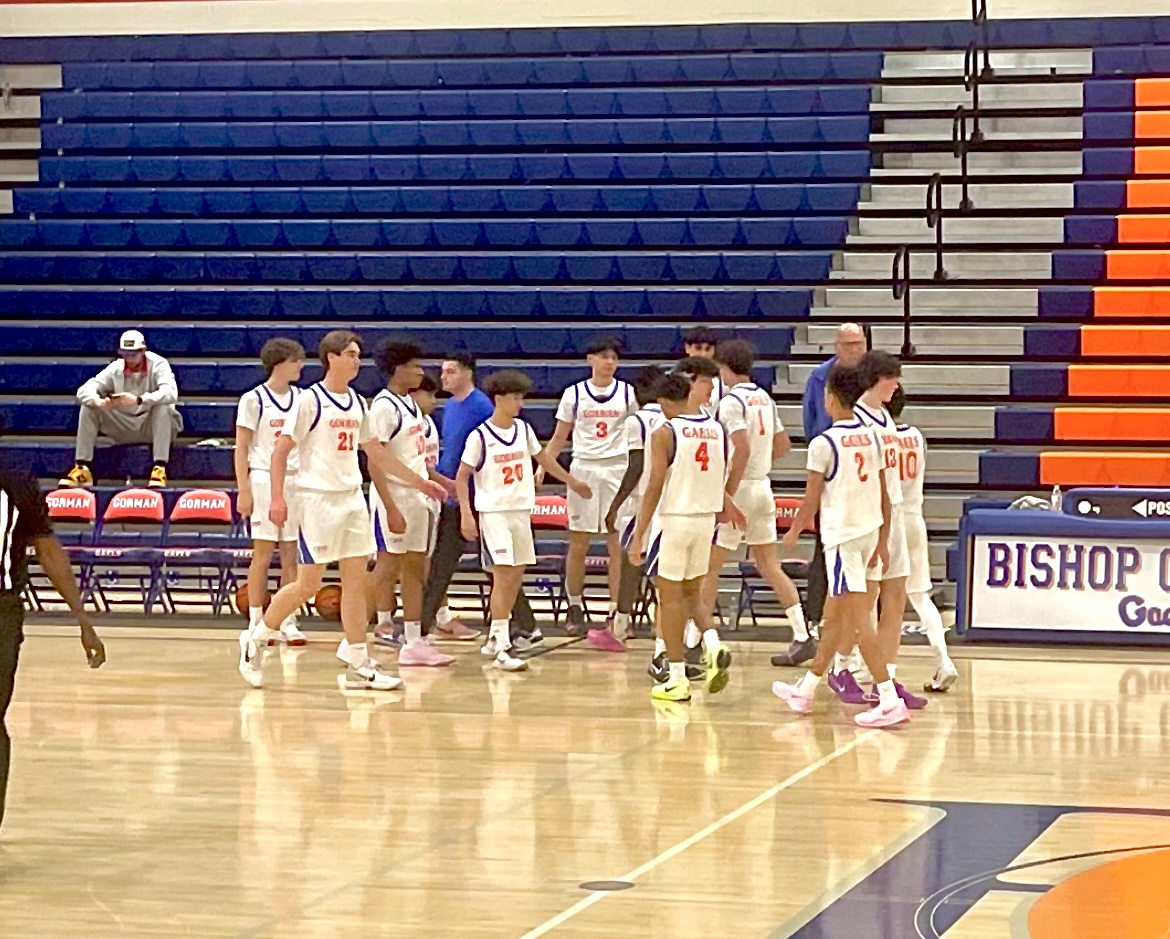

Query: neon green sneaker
[702,642,732,695]
[651,677,692,702]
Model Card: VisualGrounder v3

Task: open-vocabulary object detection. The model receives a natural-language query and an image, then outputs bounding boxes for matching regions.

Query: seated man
[59,330,183,489]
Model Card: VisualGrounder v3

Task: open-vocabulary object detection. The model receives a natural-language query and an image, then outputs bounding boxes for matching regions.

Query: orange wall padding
[1081,324,1170,356]
[1105,250,1170,279]
[1136,112,1170,138]
[1117,215,1170,242]
[1054,407,1170,441]
[1067,364,1170,396]
[1126,180,1170,207]
[1134,148,1170,175]
[1092,286,1170,316]
[1040,451,1170,486]
[1136,78,1170,108]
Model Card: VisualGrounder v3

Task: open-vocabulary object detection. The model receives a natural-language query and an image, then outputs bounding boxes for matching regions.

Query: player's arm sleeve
[77,362,117,405]
[235,393,259,431]
[143,355,178,407]
[553,387,576,424]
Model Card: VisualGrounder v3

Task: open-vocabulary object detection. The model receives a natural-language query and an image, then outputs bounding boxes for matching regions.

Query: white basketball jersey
[288,383,371,493]
[657,414,727,516]
[235,384,301,474]
[896,423,927,515]
[622,404,665,511]
[854,400,903,507]
[807,419,884,548]
[555,379,636,461]
[369,389,428,486]
[718,382,782,481]
[701,375,725,418]
[423,415,440,472]
[461,418,542,513]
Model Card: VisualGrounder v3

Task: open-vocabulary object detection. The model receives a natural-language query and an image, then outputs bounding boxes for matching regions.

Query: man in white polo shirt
[59,329,183,489]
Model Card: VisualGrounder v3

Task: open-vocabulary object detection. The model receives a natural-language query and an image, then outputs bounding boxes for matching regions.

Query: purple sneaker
[829,670,872,705]
[894,681,928,710]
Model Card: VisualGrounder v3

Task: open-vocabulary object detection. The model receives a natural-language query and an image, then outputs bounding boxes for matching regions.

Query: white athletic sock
[876,679,898,709]
[377,610,394,628]
[832,653,849,673]
[567,594,583,608]
[668,661,686,684]
[608,601,618,615]
[436,605,453,626]
[613,612,630,634]
[248,605,263,626]
[345,641,369,668]
[654,636,666,657]
[491,619,510,652]
[796,670,821,694]
[404,621,422,644]
[786,604,809,641]
[909,591,951,664]
[250,622,275,646]
[701,628,721,655]
[684,620,701,648]
[888,663,898,682]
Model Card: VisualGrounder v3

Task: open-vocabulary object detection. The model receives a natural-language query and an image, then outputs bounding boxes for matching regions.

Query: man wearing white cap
[59,330,183,489]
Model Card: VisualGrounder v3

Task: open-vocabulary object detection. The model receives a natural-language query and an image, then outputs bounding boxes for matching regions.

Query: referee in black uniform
[0,448,105,831]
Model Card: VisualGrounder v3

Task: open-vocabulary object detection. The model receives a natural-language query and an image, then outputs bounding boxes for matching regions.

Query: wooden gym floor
[2,625,1169,939]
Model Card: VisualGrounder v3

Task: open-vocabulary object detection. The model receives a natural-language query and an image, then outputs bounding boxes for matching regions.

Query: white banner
[969,535,1170,634]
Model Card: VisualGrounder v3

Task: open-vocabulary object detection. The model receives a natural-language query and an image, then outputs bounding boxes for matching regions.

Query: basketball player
[237,330,446,691]
[888,386,957,692]
[848,352,926,710]
[412,372,447,571]
[702,340,810,660]
[456,370,592,672]
[543,338,637,646]
[369,341,453,668]
[234,338,307,646]
[682,325,724,415]
[627,373,745,703]
[772,364,910,729]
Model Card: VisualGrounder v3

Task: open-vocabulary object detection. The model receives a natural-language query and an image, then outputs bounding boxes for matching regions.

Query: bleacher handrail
[891,245,914,358]
[962,41,986,144]
[951,105,976,213]
[970,0,992,76]
[925,172,948,282]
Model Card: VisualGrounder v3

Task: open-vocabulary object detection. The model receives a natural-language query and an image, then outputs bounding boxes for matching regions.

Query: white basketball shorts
[715,477,777,550]
[645,514,717,583]
[479,509,536,569]
[825,529,882,597]
[248,471,302,543]
[297,489,377,566]
[567,456,627,534]
[371,485,434,556]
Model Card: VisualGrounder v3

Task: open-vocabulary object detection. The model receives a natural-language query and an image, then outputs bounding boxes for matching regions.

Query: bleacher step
[836,251,1052,278]
[797,323,1026,357]
[880,150,1082,172]
[773,442,981,484]
[777,401,997,440]
[855,216,1066,240]
[865,181,1074,209]
[781,362,1010,398]
[880,116,1082,137]
[0,96,39,121]
[824,285,1037,313]
[875,82,1083,108]
[882,49,1092,72]
[0,127,39,149]
[0,191,11,215]
[0,65,62,91]
[0,159,37,183]
[872,130,1081,145]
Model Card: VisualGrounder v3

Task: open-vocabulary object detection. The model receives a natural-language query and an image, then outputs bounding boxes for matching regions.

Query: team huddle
[230,327,955,727]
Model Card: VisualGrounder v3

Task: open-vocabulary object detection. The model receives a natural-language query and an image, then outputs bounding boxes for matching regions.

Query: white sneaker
[925,660,959,693]
[280,619,307,647]
[848,651,873,684]
[344,658,404,691]
[336,639,350,667]
[481,636,499,658]
[238,629,264,689]
[492,650,528,672]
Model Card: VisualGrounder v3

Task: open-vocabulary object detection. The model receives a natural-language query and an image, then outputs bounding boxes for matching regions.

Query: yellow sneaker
[650,677,691,702]
[702,642,732,695]
[58,463,94,488]
[148,465,168,488]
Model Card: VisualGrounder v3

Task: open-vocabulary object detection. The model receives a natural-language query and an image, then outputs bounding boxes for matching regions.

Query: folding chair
[161,489,241,615]
[81,488,166,614]
[27,489,99,611]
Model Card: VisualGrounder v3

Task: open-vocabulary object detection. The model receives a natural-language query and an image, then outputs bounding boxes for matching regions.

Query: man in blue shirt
[774,323,868,667]
[421,353,539,642]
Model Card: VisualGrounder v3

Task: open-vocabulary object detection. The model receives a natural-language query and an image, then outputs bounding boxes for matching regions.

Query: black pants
[806,535,828,623]
[421,502,536,634]
[0,604,23,831]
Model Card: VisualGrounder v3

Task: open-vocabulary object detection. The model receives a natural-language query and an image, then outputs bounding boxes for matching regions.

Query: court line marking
[515,728,880,939]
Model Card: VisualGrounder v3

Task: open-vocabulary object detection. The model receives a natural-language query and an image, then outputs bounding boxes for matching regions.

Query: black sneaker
[685,662,704,682]
[566,603,586,636]
[771,637,818,667]
[647,652,669,683]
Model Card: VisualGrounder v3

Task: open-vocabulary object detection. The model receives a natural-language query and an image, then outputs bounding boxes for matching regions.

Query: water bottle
[1050,485,1063,512]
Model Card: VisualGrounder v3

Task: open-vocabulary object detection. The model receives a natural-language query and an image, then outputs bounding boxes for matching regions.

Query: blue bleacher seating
[1051,250,1106,280]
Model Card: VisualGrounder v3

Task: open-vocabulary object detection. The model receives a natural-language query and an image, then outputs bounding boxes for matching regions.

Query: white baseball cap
[119,329,147,352]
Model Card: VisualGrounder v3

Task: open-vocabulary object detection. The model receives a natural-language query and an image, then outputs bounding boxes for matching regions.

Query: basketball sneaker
[772,680,813,714]
[238,629,264,689]
[373,622,403,649]
[771,637,817,667]
[566,603,586,636]
[924,661,959,693]
[651,677,691,702]
[433,618,480,641]
[491,649,528,672]
[58,463,94,488]
[894,682,928,710]
[280,619,307,647]
[148,465,168,488]
[854,699,910,729]
[587,627,627,653]
[647,653,701,683]
[701,641,732,695]
[398,640,455,668]
[481,636,499,658]
[344,659,404,691]
[828,670,872,705]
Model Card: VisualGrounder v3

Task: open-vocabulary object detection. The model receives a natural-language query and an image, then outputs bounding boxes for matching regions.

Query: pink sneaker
[398,641,455,668]
[772,681,814,714]
[854,699,910,729]
[433,619,480,641]
[586,628,627,653]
